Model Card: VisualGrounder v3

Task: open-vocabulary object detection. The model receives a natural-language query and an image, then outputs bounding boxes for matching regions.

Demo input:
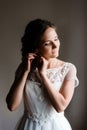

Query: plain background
[0,0,87,130]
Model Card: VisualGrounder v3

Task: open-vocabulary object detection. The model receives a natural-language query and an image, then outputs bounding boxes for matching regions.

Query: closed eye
[43,41,51,46]
[42,36,59,46]
[54,36,59,41]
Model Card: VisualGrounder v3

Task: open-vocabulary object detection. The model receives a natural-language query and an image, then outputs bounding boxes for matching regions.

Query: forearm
[41,74,67,112]
[6,71,29,111]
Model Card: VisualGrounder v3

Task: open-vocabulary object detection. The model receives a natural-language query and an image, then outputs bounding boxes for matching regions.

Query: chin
[44,53,59,59]
[52,53,59,58]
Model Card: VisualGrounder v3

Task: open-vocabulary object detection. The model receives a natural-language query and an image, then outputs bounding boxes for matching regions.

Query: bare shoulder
[57,59,76,68]
[56,59,66,67]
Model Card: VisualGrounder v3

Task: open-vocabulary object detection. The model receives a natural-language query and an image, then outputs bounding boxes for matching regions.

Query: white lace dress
[17,62,79,130]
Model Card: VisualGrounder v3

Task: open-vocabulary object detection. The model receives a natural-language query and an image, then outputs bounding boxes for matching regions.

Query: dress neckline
[46,62,68,71]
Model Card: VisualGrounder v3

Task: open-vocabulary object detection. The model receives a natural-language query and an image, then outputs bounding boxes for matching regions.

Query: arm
[40,73,75,112]
[6,53,36,111]
[6,63,29,111]
[39,57,76,113]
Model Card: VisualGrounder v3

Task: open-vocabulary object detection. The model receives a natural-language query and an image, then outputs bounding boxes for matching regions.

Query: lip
[52,49,58,53]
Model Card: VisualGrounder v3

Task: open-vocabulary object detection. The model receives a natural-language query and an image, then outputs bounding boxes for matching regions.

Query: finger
[40,56,46,62]
[27,53,37,60]
[28,53,37,57]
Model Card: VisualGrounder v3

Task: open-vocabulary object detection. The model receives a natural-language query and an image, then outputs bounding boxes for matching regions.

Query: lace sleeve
[65,63,79,87]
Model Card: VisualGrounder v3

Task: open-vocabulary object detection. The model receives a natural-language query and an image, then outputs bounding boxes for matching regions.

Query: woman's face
[37,27,60,59]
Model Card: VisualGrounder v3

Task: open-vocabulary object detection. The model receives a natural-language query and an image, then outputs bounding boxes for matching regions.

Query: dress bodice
[17,62,79,130]
[24,62,79,119]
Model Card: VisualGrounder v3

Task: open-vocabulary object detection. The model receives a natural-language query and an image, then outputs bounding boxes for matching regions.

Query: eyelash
[44,42,50,46]
[54,38,58,41]
[44,38,58,46]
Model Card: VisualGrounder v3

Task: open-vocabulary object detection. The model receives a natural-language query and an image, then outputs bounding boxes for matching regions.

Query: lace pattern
[25,111,64,126]
[26,62,78,102]
[29,63,70,84]
[46,63,70,83]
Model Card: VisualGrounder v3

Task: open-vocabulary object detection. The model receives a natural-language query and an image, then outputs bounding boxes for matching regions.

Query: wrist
[24,70,30,76]
[39,70,45,75]
[39,71,47,79]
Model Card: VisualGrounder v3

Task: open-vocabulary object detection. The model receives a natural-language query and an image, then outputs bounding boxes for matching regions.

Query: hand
[38,57,48,75]
[22,53,36,73]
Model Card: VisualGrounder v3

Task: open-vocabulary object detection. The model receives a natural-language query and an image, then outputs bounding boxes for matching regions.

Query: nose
[52,41,58,49]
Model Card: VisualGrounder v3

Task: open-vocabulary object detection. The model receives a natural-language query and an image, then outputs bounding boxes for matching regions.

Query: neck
[46,58,59,69]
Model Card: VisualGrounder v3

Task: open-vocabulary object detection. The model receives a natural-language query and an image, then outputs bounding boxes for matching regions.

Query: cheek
[39,47,51,56]
[58,44,60,50]
[56,42,60,52]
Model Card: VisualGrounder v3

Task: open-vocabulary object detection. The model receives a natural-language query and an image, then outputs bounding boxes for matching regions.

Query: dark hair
[21,19,56,58]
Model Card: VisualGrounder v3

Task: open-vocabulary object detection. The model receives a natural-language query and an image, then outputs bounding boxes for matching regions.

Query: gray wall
[0,0,86,130]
